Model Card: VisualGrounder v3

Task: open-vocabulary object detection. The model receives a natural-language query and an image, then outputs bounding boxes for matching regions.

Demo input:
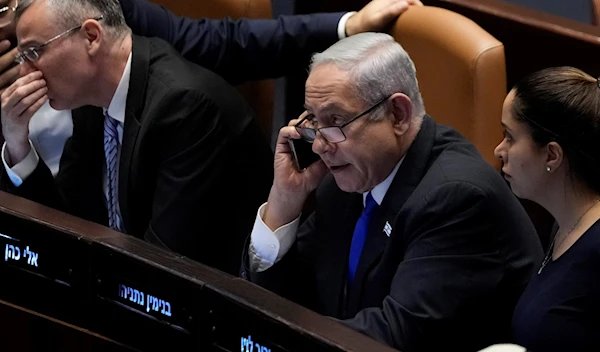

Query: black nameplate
[0,211,84,287]
[91,243,196,335]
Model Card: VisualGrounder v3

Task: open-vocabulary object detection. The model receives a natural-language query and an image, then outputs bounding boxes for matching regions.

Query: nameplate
[0,212,81,287]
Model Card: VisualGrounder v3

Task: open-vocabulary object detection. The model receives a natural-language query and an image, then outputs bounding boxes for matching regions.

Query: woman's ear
[545,141,564,172]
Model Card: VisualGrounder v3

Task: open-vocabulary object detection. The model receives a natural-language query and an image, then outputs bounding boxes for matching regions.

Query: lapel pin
[383,221,392,237]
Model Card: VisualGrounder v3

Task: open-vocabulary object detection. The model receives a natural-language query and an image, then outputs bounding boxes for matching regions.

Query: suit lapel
[347,116,438,313]
[118,35,148,234]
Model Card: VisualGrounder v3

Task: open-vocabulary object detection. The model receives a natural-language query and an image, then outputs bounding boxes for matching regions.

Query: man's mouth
[328,164,350,173]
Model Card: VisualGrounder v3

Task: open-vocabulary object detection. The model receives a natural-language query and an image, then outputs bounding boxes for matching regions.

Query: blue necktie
[348,192,378,284]
[104,112,121,232]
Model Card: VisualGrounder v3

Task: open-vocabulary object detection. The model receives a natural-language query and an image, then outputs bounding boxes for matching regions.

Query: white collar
[363,157,404,207]
[103,52,132,124]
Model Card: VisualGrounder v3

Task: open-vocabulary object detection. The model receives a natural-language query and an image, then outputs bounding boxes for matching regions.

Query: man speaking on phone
[241,32,543,351]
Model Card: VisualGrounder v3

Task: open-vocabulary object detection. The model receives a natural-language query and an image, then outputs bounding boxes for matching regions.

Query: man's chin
[48,98,70,111]
[332,174,362,193]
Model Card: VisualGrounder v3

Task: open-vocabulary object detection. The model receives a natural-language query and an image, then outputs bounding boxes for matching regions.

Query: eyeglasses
[295,95,390,144]
[14,15,103,65]
[0,0,17,28]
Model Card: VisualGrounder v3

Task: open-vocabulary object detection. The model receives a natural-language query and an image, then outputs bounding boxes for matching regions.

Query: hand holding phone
[288,138,321,171]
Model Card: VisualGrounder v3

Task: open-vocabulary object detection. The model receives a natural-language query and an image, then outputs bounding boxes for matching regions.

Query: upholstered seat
[391,6,506,170]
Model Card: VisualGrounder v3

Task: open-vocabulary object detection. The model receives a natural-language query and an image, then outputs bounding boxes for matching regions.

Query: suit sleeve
[242,211,320,310]
[143,89,273,276]
[119,0,343,84]
[1,111,108,225]
[342,182,506,351]
[0,156,60,208]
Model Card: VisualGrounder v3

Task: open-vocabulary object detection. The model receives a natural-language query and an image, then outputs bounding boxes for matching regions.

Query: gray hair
[17,0,130,39]
[310,32,425,126]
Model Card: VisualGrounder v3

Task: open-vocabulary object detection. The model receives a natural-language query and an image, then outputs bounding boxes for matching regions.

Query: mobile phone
[289,138,320,170]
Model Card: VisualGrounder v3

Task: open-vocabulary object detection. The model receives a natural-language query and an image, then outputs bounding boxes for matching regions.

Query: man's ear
[545,141,564,172]
[81,18,103,56]
[390,92,413,137]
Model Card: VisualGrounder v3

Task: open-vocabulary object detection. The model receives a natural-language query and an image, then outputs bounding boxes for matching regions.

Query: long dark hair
[512,66,600,193]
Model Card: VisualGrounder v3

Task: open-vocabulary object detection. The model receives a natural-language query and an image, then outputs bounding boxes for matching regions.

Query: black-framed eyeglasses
[295,95,390,144]
[14,15,103,65]
[0,0,18,28]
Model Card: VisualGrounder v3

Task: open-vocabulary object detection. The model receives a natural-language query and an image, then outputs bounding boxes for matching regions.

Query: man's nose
[312,132,334,155]
[19,61,36,77]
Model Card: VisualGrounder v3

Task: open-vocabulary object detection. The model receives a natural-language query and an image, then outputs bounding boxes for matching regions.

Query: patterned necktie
[104,112,121,231]
[348,192,378,284]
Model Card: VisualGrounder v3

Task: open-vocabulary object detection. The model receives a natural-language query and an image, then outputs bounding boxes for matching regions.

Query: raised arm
[119,0,342,84]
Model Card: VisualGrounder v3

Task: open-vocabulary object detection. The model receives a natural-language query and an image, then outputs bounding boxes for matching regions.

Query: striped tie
[104,112,122,231]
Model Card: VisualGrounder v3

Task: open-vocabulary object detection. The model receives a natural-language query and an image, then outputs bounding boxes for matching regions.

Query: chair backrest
[593,0,600,25]
[390,6,506,169]
[149,0,275,141]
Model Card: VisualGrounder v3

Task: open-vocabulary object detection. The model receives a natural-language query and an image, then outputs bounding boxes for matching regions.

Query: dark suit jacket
[119,0,343,84]
[244,116,543,351]
[2,35,273,275]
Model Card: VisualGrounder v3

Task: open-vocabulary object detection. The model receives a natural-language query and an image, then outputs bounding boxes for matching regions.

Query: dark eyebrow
[501,122,512,132]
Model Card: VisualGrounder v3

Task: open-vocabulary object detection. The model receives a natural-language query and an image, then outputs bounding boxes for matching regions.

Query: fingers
[386,0,410,17]
[275,125,301,155]
[0,47,17,71]
[2,71,47,122]
[348,0,412,35]
[0,64,20,91]
[10,83,47,118]
[277,124,302,144]
[2,70,43,101]
[406,0,424,5]
[23,93,48,118]
[0,40,11,56]
[0,46,18,82]
[288,111,308,127]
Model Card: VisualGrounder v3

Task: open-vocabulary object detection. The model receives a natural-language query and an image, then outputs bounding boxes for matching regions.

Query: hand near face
[1,70,47,165]
[263,118,329,231]
[0,40,20,95]
[345,0,423,36]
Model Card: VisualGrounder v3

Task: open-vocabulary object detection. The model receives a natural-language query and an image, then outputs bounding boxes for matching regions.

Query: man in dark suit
[0,0,273,275]
[241,32,544,351]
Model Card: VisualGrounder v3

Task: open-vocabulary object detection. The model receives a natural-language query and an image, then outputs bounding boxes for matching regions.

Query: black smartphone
[289,138,320,170]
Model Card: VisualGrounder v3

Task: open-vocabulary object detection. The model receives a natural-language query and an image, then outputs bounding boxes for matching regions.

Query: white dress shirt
[249,158,404,272]
[28,102,73,176]
[2,53,133,231]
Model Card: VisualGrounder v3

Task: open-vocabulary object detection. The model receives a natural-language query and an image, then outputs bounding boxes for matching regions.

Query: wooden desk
[0,191,395,351]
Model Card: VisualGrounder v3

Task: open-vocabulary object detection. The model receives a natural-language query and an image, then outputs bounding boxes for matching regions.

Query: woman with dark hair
[494,66,600,351]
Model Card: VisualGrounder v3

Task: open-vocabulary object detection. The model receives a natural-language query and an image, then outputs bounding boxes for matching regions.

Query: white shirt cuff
[249,202,300,272]
[337,12,357,39]
[2,140,40,187]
